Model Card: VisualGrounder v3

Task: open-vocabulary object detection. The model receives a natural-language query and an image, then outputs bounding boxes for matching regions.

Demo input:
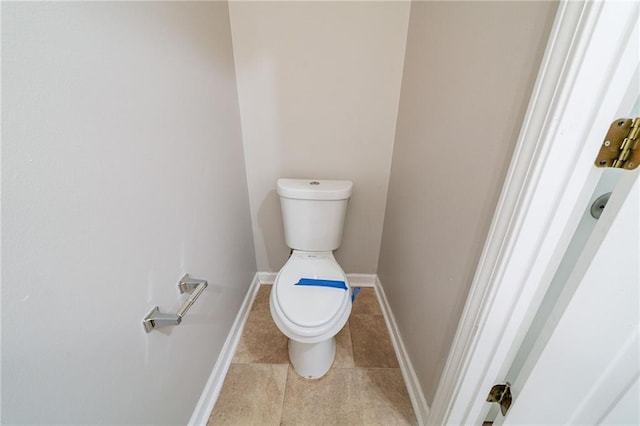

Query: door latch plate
[487,382,512,416]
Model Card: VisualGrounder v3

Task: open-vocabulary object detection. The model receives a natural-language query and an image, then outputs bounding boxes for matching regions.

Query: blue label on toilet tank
[295,278,348,290]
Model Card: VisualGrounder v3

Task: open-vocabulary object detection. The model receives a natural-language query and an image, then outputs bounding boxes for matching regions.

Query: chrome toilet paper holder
[142,274,208,333]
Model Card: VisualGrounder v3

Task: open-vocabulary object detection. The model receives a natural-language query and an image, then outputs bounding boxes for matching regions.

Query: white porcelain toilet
[270,178,353,379]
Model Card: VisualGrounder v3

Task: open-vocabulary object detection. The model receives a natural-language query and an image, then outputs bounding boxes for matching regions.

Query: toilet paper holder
[142,274,208,333]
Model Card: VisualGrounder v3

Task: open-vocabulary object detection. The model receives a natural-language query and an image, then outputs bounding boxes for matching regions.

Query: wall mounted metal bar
[143,274,208,333]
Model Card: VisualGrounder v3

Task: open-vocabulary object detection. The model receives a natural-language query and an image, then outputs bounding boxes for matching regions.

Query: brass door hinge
[595,117,640,170]
[487,382,512,416]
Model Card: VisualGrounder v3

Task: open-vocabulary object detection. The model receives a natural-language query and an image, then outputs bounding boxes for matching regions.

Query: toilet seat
[271,251,351,343]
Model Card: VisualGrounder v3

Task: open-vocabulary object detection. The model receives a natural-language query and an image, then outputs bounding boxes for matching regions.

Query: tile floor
[208,285,417,426]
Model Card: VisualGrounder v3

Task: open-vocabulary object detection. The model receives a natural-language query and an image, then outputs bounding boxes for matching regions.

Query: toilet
[270,178,353,379]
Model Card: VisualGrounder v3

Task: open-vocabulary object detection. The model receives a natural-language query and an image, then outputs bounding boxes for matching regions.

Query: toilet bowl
[270,178,353,379]
[270,250,351,379]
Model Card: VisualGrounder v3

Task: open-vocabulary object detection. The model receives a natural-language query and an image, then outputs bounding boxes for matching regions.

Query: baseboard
[375,276,430,425]
[187,273,262,426]
[257,271,376,287]
[257,271,276,283]
[347,273,376,287]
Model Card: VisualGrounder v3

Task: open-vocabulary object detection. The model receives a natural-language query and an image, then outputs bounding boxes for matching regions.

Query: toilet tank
[277,178,353,251]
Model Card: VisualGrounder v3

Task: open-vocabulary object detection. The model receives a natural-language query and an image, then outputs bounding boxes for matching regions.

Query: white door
[498,167,639,425]
[497,13,640,421]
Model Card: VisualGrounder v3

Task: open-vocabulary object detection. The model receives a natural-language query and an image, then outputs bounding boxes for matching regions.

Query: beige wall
[229,1,410,273]
[378,1,558,405]
[2,2,255,424]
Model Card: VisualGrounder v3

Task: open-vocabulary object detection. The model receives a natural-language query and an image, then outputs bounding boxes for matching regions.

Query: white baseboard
[375,276,430,425]
[257,271,276,283]
[347,273,376,287]
[257,271,376,287]
[188,273,262,426]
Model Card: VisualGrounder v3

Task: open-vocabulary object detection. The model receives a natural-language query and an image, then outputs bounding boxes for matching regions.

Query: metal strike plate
[487,382,513,416]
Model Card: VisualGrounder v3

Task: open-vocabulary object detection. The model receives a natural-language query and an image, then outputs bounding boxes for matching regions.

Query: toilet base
[288,337,336,379]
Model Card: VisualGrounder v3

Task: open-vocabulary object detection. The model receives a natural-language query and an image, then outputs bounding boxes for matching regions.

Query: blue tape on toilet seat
[295,278,348,290]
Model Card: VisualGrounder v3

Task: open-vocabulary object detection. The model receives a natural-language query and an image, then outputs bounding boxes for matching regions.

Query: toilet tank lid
[277,178,353,201]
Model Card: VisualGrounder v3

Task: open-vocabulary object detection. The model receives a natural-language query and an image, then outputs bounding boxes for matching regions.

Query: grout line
[279,364,290,425]
[352,366,404,370]
[347,318,356,369]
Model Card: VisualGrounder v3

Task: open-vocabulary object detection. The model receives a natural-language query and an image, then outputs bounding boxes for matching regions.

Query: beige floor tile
[356,368,417,425]
[350,315,399,368]
[250,284,272,314]
[232,309,289,364]
[212,283,418,425]
[351,287,382,315]
[280,366,361,426]
[333,322,355,368]
[208,363,288,426]
[280,366,415,426]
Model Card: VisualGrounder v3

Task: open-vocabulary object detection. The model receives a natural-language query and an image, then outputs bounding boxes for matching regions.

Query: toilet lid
[275,254,349,328]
